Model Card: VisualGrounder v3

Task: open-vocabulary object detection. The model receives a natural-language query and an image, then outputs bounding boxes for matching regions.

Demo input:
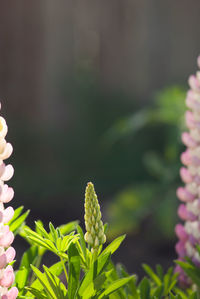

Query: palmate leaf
[25,261,63,298]
[29,265,56,299]
[28,265,67,299]
[43,265,67,299]
[25,222,79,261]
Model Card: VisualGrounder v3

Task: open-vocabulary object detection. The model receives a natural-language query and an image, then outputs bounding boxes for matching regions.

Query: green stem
[92,248,98,262]
[60,256,68,283]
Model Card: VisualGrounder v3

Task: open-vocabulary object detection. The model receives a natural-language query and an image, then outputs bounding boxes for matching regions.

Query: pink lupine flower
[0,105,18,297]
[176,55,200,285]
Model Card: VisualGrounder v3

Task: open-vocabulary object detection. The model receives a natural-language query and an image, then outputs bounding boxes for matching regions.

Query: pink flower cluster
[175,56,200,286]
[0,105,18,299]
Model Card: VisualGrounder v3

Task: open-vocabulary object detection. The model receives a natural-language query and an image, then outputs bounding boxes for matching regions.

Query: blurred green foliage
[8,66,187,242]
[106,86,187,239]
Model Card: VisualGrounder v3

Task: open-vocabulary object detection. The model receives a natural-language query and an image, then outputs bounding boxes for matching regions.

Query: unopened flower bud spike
[84,182,106,261]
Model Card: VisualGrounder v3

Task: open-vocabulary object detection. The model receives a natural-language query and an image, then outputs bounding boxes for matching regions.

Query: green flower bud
[84,182,106,250]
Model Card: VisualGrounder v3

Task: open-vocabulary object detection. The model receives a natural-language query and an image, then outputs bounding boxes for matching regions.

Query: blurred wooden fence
[0,1,200,123]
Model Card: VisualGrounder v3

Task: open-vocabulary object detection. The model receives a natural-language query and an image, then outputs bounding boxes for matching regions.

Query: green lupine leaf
[9,209,30,235]
[169,292,180,299]
[26,235,53,251]
[143,264,161,286]
[77,225,87,260]
[49,222,58,242]
[56,237,62,251]
[176,261,200,287]
[68,243,81,299]
[25,262,63,297]
[9,206,24,222]
[173,287,188,299]
[163,267,175,295]
[60,236,73,252]
[116,265,138,298]
[81,270,113,299]
[152,285,163,298]
[19,246,38,269]
[100,235,126,257]
[35,221,50,239]
[25,228,58,252]
[25,287,48,299]
[139,277,150,299]
[156,265,164,280]
[78,253,111,296]
[30,265,56,299]
[59,221,79,235]
[98,276,134,299]
[15,267,29,290]
[43,265,67,299]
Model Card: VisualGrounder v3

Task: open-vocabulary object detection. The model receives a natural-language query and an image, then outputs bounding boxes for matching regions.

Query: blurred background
[1,1,200,275]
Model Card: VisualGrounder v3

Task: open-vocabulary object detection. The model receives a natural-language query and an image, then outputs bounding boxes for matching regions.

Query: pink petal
[192,257,200,267]
[186,96,195,109]
[181,150,192,165]
[194,175,200,184]
[5,287,18,299]
[175,224,188,241]
[182,132,197,148]
[177,204,197,221]
[185,111,196,129]
[176,187,195,202]
[0,265,15,287]
[0,210,4,222]
[175,241,187,257]
[0,185,14,203]
[0,163,6,177]
[188,235,198,246]
[0,253,7,269]
[180,167,193,183]
[188,75,200,91]
[0,143,13,161]
[3,207,14,223]
[1,165,14,181]
[5,247,16,264]
[0,230,14,247]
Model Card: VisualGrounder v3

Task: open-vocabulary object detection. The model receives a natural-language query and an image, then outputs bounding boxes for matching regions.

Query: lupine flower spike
[175,56,200,287]
[84,182,106,260]
[0,104,18,299]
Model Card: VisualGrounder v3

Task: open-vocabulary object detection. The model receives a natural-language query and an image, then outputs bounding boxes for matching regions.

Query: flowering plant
[5,56,200,298]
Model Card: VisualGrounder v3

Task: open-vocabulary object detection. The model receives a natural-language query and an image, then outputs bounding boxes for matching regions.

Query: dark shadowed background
[0,1,200,275]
